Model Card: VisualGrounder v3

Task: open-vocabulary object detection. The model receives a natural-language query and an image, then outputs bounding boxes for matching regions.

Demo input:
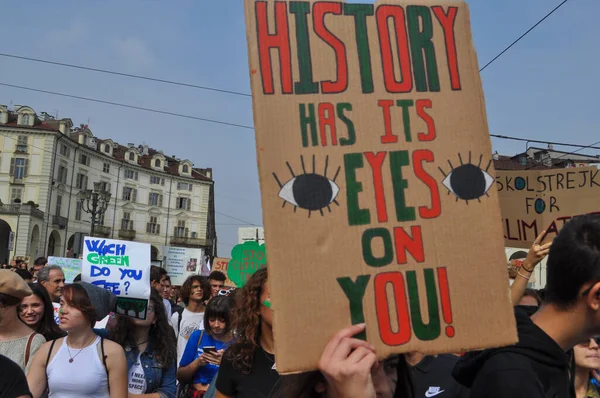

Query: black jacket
[411,354,469,398]
[452,307,574,398]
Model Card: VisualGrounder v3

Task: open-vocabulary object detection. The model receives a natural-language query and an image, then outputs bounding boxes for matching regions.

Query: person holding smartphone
[178,296,233,397]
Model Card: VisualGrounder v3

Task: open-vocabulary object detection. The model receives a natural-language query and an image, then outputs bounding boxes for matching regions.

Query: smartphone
[203,346,217,354]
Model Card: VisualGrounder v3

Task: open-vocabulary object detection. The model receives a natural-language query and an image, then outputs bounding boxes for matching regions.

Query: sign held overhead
[245,0,518,374]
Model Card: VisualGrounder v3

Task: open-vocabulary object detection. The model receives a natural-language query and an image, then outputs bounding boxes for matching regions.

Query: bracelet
[522,263,535,273]
[517,270,531,280]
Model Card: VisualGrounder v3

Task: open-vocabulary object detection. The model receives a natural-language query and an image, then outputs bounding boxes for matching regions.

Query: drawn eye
[439,153,494,204]
[273,155,341,217]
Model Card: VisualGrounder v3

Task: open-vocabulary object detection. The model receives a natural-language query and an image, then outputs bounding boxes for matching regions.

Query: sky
[0,0,597,256]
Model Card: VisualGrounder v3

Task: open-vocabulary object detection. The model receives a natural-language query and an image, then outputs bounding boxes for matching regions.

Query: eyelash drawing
[272,155,341,217]
[438,152,494,204]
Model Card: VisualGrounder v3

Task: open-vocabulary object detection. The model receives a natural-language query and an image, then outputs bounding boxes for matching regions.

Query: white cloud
[45,20,88,48]
[113,37,156,71]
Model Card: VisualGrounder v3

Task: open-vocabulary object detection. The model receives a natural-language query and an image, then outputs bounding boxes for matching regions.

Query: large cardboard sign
[212,257,236,287]
[245,0,517,373]
[82,237,151,319]
[48,257,82,284]
[497,167,600,248]
[162,246,205,286]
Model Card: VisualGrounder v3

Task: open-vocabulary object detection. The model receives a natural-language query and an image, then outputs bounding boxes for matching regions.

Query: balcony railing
[94,225,112,237]
[119,229,136,240]
[170,235,211,247]
[52,215,68,229]
[0,204,44,219]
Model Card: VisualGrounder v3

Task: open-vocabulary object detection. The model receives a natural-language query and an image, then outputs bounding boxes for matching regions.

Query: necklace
[66,336,96,363]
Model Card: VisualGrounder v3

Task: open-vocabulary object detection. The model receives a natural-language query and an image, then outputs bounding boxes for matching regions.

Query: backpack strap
[24,333,35,365]
[45,338,59,395]
[100,338,110,392]
[175,307,184,342]
[197,329,205,350]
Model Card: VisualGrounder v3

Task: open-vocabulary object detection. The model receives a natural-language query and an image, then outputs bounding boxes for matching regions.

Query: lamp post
[77,182,111,237]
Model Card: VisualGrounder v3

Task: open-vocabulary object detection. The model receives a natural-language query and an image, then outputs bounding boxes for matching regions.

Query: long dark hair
[19,283,66,341]
[109,289,176,367]
[225,268,268,374]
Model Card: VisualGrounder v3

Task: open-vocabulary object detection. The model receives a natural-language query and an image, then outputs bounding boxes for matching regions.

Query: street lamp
[77,182,111,237]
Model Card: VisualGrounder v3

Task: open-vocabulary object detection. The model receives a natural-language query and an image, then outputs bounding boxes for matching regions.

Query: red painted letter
[318,102,337,146]
[432,7,461,90]
[376,5,413,93]
[378,99,398,144]
[413,149,441,219]
[375,272,411,346]
[313,2,348,93]
[364,152,388,222]
[393,226,425,264]
[416,99,436,141]
[256,1,293,94]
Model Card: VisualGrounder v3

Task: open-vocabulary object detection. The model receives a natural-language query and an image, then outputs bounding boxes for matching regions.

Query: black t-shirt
[0,355,32,398]
[410,355,469,398]
[216,345,280,398]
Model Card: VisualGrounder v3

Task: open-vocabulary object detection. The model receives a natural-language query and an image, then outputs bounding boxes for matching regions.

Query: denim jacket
[95,329,176,398]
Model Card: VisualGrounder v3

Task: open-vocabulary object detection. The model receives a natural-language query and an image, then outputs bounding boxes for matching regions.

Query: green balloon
[227,241,267,288]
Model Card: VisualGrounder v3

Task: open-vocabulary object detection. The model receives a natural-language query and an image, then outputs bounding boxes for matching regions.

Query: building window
[22,114,31,125]
[182,164,189,173]
[122,187,137,202]
[59,144,70,157]
[76,173,88,190]
[79,153,90,166]
[128,152,135,161]
[147,216,160,234]
[122,212,134,230]
[177,182,193,191]
[148,192,163,207]
[16,136,28,152]
[75,201,82,221]
[103,163,110,173]
[150,176,164,185]
[99,181,111,193]
[176,197,191,210]
[104,144,110,153]
[10,187,23,203]
[174,220,187,237]
[98,213,105,226]
[154,159,161,168]
[57,165,68,184]
[10,158,28,179]
[124,169,138,180]
[55,195,62,216]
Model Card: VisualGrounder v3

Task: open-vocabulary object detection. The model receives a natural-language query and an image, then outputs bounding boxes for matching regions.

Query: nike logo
[425,387,445,397]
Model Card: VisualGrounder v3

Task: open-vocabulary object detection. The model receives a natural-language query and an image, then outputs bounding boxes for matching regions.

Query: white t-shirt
[128,352,147,394]
[171,308,205,365]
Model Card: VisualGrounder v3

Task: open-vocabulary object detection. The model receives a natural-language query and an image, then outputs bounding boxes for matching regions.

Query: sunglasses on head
[578,336,600,347]
[217,288,235,296]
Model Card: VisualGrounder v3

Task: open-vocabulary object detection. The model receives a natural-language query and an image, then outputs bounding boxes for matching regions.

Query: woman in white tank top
[26,283,128,398]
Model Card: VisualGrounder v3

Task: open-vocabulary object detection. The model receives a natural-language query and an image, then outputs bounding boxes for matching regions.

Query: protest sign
[245,0,517,373]
[227,242,267,288]
[212,257,236,287]
[162,246,205,286]
[497,167,600,248]
[48,257,82,284]
[82,237,151,319]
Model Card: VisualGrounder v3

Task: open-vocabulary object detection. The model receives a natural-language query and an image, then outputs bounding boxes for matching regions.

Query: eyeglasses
[578,336,600,347]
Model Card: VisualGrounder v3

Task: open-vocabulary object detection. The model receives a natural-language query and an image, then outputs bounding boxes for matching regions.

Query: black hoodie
[452,306,574,398]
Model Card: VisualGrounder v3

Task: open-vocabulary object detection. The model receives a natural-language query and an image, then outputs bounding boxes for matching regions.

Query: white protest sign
[82,237,151,319]
[162,246,205,286]
[48,257,82,284]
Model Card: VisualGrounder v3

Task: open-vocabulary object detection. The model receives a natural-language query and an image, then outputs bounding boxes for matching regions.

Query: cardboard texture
[212,257,237,287]
[245,0,517,373]
[497,167,600,249]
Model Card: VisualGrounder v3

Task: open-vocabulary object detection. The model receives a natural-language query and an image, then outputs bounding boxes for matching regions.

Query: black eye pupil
[450,164,486,200]
[292,174,333,210]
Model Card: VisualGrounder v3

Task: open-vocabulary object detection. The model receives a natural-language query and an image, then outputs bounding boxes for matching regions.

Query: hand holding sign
[82,237,151,319]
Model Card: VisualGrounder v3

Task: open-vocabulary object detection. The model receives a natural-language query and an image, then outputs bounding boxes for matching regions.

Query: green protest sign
[227,241,267,287]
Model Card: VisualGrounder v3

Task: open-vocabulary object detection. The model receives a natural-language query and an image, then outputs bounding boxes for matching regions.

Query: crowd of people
[0,214,599,397]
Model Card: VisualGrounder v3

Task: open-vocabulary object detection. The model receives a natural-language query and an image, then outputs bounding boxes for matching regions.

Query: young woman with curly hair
[105,289,177,397]
[215,268,278,398]
[19,283,66,341]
